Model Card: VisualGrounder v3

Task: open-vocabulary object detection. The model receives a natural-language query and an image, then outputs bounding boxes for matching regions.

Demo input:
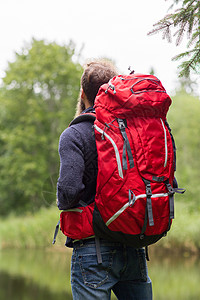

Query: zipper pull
[101,123,110,140]
[105,80,116,94]
[129,190,136,207]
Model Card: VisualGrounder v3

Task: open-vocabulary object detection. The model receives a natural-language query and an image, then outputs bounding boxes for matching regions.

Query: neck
[84,98,91,109]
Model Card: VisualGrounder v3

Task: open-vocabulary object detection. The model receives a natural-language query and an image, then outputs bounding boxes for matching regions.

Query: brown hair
[81,59,118,106]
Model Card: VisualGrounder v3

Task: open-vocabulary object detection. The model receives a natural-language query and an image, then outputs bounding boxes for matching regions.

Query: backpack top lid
[94,74,172,120]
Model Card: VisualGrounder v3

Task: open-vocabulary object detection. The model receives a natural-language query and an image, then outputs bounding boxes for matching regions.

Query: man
[57,60,152,300]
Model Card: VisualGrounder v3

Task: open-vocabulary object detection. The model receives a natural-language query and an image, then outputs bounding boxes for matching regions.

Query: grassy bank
[0,206,66,250]
[0,202,200,254]
[152,201,200,255]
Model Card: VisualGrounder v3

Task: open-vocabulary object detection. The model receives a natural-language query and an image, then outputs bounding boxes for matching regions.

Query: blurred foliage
[0,39,83,215]
[168,90,200,210]
[0,206,66,249]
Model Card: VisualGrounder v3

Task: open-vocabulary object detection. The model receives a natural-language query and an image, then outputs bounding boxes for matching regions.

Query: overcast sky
[0,0,198,95]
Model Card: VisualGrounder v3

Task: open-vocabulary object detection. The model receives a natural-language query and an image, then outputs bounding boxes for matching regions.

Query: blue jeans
[71,239,152,300]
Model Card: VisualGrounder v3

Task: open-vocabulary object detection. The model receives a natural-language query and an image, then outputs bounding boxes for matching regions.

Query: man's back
[57,107,98,211]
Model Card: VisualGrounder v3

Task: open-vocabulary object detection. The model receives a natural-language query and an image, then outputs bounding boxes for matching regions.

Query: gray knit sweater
[57,107,98,211]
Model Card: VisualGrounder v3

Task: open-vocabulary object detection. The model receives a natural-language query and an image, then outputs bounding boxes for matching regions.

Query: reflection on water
[0,248,200,300]
[148,251,200,300]
[0,271,71,300]
[0,249,73,300]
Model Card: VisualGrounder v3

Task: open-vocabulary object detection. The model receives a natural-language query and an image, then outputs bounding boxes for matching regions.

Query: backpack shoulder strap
[69,112,96,126]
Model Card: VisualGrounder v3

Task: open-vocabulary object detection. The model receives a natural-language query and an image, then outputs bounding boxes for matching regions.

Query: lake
[0,248,200,299]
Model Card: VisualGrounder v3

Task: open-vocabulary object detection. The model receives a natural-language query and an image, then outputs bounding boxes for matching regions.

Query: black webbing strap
[95,237,102,264]
[117,119,134,170]
[140,205,148,237]
[165,121,177,171]
[174,187,186,194]
[165,180,175,220]
[143,179,154,227]
[140,179,154,239]
[165,181,186,231]
[52,220,60,244]
[145,246,150,261]
[122,141,128,170]
[165,180,175,231]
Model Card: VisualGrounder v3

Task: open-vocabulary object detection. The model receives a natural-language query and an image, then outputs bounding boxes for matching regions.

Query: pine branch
[148,0,200,44]
[187,30,200,47]
[171,2,198,45]
[173,47,200,76]
[148,0,200,77]
[147,14,174,43]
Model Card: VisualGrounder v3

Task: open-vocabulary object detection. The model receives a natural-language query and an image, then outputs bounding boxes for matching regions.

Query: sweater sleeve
[57,126,85,210]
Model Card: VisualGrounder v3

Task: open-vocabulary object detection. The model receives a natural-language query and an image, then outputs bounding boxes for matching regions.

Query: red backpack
[59,74,185,248]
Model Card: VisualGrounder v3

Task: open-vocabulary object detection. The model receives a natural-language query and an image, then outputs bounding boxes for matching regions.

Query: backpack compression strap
[117,118,134,170]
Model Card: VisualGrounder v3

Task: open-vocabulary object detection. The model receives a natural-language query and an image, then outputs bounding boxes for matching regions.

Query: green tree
[148,0,200,77]
[0,39,83,216]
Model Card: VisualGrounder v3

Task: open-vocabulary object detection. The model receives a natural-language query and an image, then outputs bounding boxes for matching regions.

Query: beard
[74,92,86,118]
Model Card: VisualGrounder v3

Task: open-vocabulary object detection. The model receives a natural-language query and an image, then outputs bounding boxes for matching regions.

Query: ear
[81,89,86,100]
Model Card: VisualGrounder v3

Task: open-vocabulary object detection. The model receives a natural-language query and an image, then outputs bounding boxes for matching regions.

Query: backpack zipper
[120,77,166,95]
[120,76,161,83]
[94,124,123,179]
[105,193,169,226]
[160,118,168,168]
[63,208,83,213]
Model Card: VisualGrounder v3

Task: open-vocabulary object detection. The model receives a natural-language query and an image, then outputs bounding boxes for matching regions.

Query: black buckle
[166,183,175,195]
[146,183,152,197]
[118,119,126,131]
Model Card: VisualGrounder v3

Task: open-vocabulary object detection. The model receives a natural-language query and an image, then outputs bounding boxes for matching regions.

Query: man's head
[75,59,118,116]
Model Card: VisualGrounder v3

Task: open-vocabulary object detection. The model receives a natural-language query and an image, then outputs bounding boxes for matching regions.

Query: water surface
[0,249,199,300]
